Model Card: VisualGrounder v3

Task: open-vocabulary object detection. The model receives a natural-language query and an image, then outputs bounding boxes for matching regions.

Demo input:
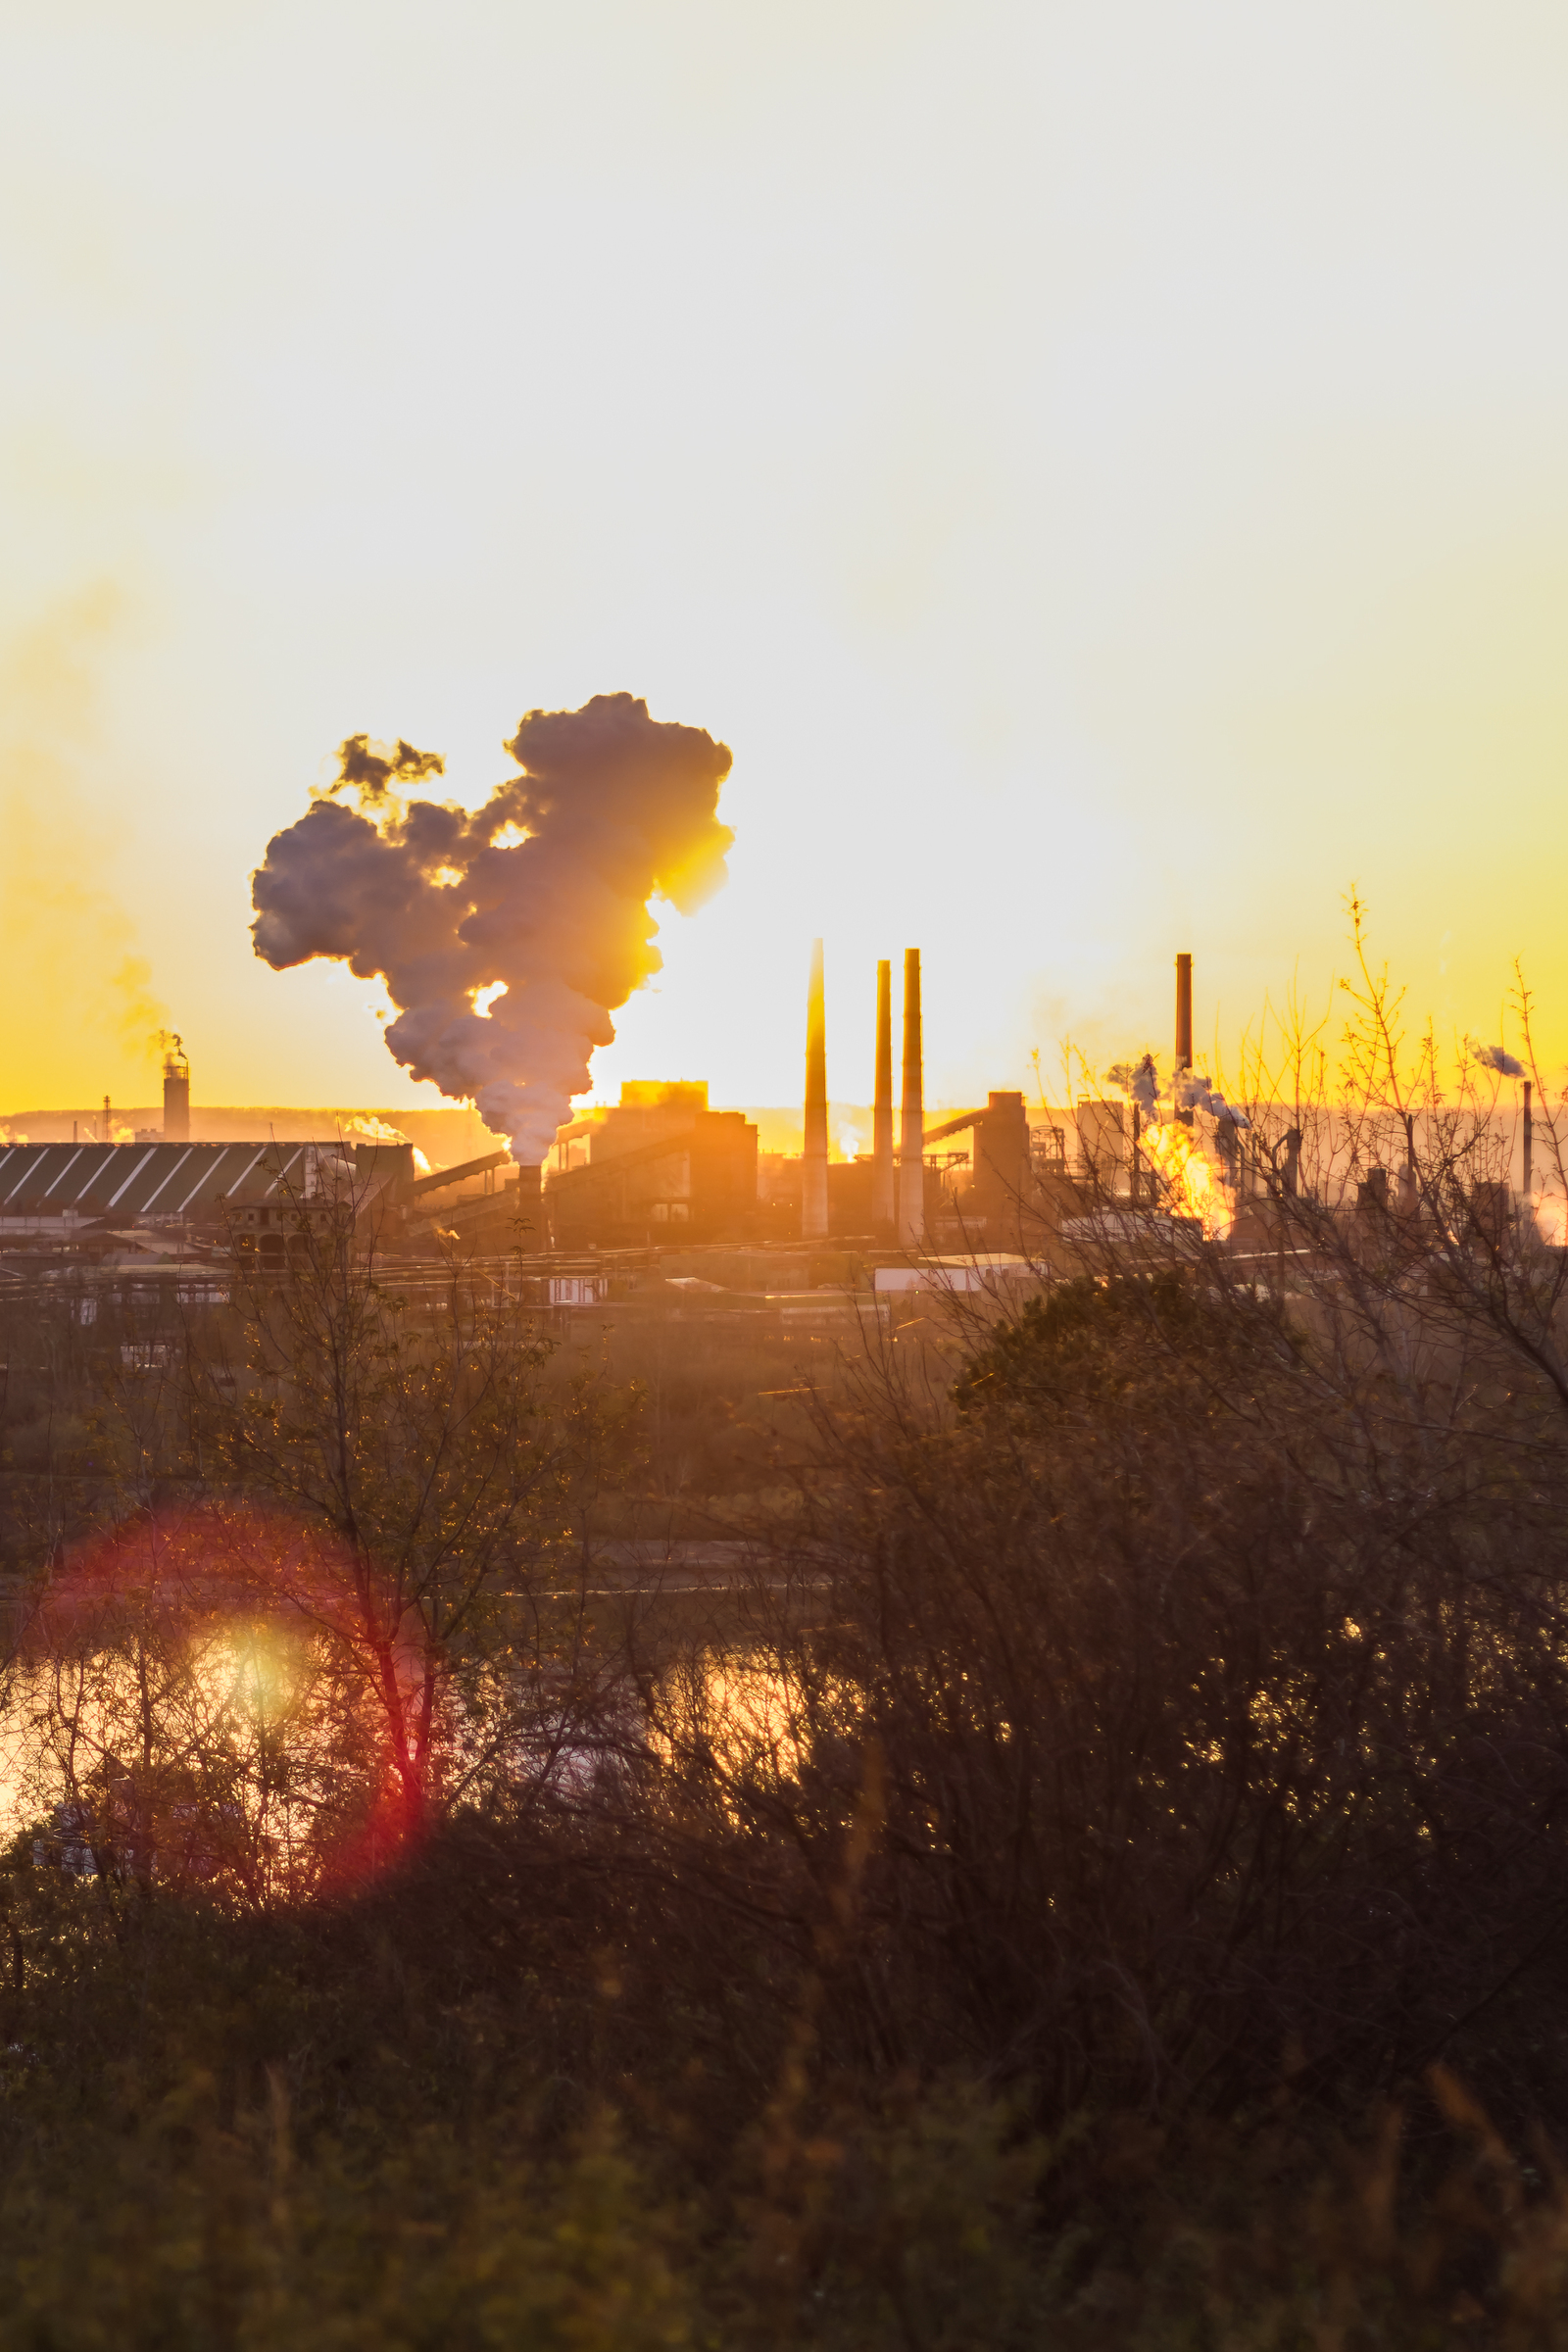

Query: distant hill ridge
[0,1105,504,1168]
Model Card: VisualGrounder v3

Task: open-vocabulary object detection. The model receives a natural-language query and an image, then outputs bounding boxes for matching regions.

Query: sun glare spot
[0,1503,431,1898]
[491,821,527,850]
[473,981,509,1018]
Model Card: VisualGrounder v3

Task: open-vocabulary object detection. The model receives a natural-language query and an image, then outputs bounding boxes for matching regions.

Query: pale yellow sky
[2,1,1567,1120]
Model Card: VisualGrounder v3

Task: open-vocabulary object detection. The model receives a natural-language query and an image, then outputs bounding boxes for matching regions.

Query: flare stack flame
[1140,1117,1230,1237]
[250,694,733,1166]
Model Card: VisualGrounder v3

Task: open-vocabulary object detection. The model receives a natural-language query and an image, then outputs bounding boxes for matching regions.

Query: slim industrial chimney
[803,937,829,1242]
[1175,954,1193,1072]
[871,958,895,1232]
[898,948,924,1246]
[163,1035,190,1143]
[1175,953,1193,1128]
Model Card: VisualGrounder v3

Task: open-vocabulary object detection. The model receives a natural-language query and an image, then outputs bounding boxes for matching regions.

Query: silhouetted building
[544,1082,758,1247]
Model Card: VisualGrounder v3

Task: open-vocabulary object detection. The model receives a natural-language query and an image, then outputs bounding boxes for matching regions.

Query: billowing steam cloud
[251,694,734,1163]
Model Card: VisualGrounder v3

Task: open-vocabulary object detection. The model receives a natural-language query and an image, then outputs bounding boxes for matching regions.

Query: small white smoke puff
[1467,1038,1526,1080]
[251,694,733,1164]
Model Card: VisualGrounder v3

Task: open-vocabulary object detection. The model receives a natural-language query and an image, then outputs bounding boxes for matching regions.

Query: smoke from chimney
[250,695,734,1166]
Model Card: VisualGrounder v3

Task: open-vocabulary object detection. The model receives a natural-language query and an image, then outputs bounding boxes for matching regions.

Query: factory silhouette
[542,945,1022,1251]
[0,947,1218,1291]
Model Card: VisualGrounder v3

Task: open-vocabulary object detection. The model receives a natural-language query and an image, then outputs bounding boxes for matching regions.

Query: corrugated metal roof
[0,1142,329,1220]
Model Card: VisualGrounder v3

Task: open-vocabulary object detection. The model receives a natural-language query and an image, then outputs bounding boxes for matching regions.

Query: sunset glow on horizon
[4,3,1568,1124]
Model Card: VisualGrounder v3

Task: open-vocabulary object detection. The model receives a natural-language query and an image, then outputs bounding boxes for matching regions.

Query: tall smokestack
[1175,952,1193,1128]
[803,937,828,1242]
[871,957,895,1232]
[898,947,924,1247]
[162,1035,190,1144]
[1175,954,1193,1071]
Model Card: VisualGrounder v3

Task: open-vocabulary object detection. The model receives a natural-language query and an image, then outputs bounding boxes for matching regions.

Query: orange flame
[1138,1117,1233,1238]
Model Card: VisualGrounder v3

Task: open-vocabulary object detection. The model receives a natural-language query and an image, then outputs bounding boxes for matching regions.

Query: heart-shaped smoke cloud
[251,693,734,1165]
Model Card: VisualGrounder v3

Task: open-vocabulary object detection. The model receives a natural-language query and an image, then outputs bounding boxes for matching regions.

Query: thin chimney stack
[872,957,895,1232]
[1175,952,1193,1127]
[163,1036,190,1144]
[898,948,924,1246]
[1175,953,1193,1072]
[803,937,829,1242]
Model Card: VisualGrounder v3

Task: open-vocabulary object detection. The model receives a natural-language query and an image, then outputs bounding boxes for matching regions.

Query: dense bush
[696,1266,1568,2130]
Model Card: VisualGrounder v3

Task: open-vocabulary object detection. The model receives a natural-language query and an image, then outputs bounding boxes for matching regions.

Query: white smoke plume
[251,694,734,1164]
[1173,1069,1250,1126]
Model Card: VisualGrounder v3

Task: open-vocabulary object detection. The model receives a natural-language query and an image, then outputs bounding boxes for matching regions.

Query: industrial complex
[0,953,1156,1247]
[0,950,1280,1313]
[0,936,1542,1417]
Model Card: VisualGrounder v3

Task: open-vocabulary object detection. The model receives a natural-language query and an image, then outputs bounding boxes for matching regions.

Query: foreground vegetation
[6,961,1568,2342]
[7,1801,1568,2352]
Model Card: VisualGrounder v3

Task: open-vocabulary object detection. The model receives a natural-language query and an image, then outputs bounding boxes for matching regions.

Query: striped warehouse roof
[0,1142,344,1221]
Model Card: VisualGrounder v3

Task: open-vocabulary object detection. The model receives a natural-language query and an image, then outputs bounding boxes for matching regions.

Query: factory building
[0,1139,324,1229]
[0,1131,516,1268]
[924,1092,1034,1236]
[544,1082,759,1249]
[0,1137,404,1249]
